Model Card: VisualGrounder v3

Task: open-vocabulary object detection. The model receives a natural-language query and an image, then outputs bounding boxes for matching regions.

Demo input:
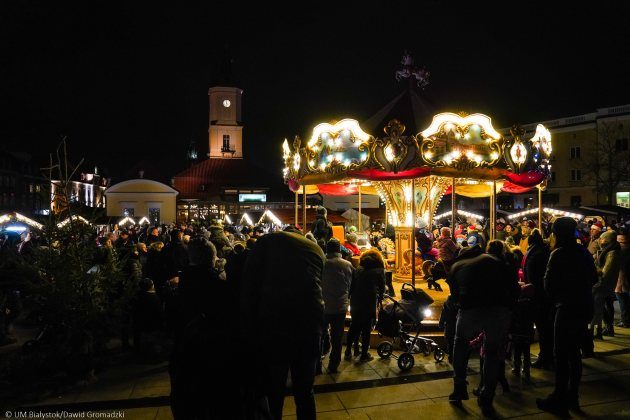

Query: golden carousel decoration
[282,112,553,289]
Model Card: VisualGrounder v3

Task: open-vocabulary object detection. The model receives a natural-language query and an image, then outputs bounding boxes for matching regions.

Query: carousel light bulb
[326,155,333,162]
[425,151,434,159]
[327,139,335,147]
[360,152,368,161]
[464,133,471,140]
[343,159,351,166]
[490,151,499,160]
[309,160,315,166]
[335,152,343,161]
[385,145,395,162]
[319,162,326,170]
[282,139,291,160]
[312,145,319,152]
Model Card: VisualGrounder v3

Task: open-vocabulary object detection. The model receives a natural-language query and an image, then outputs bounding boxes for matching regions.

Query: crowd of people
[419,215,630,417]
[1,207,630,419]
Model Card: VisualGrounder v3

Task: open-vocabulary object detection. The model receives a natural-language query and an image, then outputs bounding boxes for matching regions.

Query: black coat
[449,253,519,310]
[349,255,385,319]
[544,242,598,316]
[242,232,325,341]
[311,215,332,241]
[161,239,189,279]
[523,243,550,303]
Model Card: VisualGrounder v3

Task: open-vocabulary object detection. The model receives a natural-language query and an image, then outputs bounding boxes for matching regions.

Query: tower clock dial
[223,99,231,108]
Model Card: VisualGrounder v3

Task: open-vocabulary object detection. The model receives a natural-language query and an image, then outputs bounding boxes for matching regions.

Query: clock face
[223,99,231,108]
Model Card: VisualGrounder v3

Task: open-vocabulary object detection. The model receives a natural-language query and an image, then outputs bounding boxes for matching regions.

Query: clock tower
[208,86,243,158]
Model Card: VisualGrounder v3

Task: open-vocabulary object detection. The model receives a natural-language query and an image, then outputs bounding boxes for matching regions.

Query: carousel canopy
[282,113,551,189]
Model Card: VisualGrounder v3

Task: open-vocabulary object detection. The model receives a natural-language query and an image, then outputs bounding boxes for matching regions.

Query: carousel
[281,114,552,318]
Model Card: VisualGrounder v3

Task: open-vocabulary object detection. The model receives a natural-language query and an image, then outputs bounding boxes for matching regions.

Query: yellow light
[385,145,395,162]
[240,213,254,226]
[282,139,291,160]
[118,216,135,226]
[319,163,326,170]
[293,154,301,171]
[421,112,502,140]
[14,212,44,230]
[308,119,371,147]
[225,214,233,224]
[510,142,527,165]
[532,124,552,156]
[425,151,434,159]
[57,215,90,228]
[138,217,150,225]
[490,151,499,160]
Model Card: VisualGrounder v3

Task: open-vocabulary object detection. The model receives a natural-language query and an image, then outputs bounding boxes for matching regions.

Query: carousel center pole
[538,185,543,235]
[294,191,298,226]
[411,179,416,288]
[302,185,307,233]
[451,177,456,232]
[358,184,362,231]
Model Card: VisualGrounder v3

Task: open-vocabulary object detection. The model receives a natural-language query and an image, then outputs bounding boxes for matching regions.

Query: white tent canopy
[341,208,370,231]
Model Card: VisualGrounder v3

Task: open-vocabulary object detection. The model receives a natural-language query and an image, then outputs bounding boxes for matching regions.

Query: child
[471,331,510,396]
[511,282,535,379]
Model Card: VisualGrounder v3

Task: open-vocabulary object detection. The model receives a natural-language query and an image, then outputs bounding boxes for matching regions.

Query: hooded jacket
[322,253,354,314]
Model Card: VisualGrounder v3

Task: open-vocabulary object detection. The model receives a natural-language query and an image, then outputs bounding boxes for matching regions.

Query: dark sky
[2,2,630,178]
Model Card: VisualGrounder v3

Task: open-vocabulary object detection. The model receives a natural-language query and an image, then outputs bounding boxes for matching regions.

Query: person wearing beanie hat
[321,237,354,373]
[465,224,485,249]
[344,232,361,256]
[591,229,622,339]
[311,206,333,242]
[536,216,598,415]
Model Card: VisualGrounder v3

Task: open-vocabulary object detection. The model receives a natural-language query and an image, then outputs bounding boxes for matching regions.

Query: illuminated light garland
[421,113,501,140]
[225,214,233,224]
[118,216,135,226]
[138,217,150,225]
[282,139,291,160]
[257,210,283,226]
[434,210,484,221]
[57,215,90,228]
[15,213,44,229]
[240,213,254,226]
[0,212,44,230]
[507,207,584,220]
[308,119,371,147]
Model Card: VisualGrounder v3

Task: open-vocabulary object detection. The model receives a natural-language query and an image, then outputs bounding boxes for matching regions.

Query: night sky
[3,2,630,179]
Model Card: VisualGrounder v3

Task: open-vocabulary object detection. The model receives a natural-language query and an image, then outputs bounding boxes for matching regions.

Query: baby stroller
[376,283,446,371]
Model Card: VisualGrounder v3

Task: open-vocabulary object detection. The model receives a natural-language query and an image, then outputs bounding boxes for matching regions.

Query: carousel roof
[282,113,553,192]
[363,88,435,137]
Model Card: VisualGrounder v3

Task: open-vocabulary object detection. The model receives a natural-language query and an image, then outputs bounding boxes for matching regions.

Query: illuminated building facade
[499,104,630,209]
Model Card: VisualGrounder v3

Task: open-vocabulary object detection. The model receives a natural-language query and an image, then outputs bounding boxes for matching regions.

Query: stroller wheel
[377,342,393,359]
[434,347,445,362]
[398,352,415,371]
[420,341,431,356]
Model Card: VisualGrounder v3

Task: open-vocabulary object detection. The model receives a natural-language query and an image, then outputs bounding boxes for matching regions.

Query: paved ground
[11,323,630,419]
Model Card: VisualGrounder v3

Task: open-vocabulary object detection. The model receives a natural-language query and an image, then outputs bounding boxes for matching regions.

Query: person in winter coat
[320,239,354,373]
[448,240,519,417]
[242,226,325,420]
[345,249,385,362]
[311,206,333,242]
[615,233,630,327]
[536,217,598,416]
[161,229,189,282]
[170,237,236,419]
[344,232,361,256]
[132,278,163,361]
[465,225,486,250]
[436,227,459,271]
[587,223,603,255]
[522,229,552,370]
[591,230,622,339]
